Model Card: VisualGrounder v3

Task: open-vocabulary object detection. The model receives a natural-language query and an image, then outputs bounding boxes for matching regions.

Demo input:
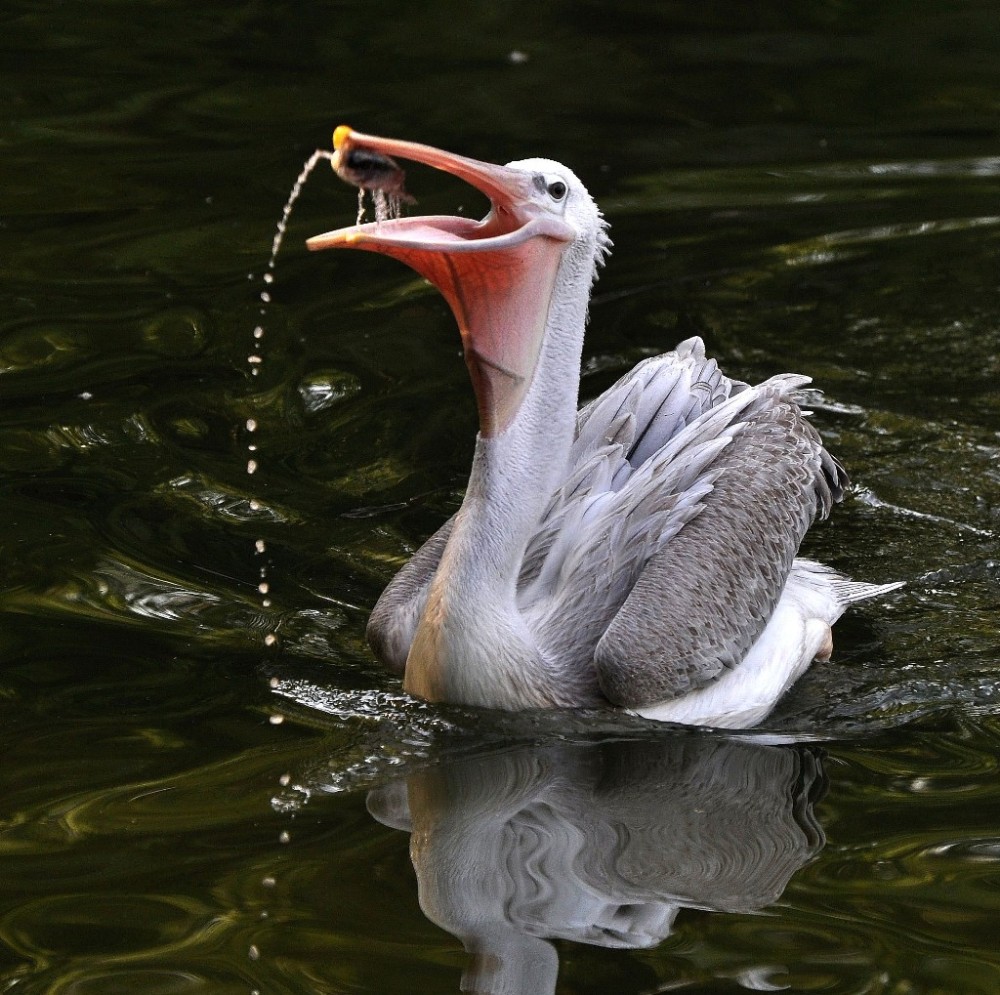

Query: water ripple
[777,214,1000,267]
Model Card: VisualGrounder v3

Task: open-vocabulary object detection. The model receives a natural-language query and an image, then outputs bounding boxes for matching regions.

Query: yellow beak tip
[332,125,353,151]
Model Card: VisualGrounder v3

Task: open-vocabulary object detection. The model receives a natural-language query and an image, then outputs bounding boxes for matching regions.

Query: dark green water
[2,2,999,992]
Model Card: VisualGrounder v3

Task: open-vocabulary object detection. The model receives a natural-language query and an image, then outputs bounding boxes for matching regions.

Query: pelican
[307,128,900,728]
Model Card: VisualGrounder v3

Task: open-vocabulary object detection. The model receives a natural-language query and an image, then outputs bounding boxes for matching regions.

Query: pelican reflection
[368,734,825,994]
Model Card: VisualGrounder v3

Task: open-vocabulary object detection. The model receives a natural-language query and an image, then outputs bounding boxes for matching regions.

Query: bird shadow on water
[267,678,828,995]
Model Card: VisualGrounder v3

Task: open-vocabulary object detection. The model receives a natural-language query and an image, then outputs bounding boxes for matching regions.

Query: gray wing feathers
[522,340,778,670]
[366,514,455,673]
[520,338,725,592]
[595,385,846,708]
[570,337,731,473]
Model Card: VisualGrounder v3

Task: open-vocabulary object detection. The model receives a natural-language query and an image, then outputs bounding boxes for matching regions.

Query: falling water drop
[244,150,337,654]
[244,146,355,662]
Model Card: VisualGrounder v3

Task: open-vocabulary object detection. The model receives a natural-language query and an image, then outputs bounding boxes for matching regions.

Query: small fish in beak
[333,146,416,203]
[331,127,415,223]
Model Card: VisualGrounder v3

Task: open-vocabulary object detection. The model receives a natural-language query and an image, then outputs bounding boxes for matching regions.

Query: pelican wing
[519,338,732,594]
[593,388,845,708]
[520,338,845,707]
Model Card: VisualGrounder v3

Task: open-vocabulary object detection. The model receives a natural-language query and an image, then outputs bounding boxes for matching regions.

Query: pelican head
[307,127,610,435]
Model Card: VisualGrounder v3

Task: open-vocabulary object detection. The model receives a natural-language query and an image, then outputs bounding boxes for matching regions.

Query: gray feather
[595,384,845,708]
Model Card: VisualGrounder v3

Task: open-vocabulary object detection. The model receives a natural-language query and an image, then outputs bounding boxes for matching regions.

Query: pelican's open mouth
[306,126,575,435]
[306,125,573,255]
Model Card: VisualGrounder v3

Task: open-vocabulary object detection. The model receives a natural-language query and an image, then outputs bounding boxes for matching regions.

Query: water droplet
[248,944,260,961]
[279,830,291,844]
[279,773,291,786]
[269,714,284,725]
[269,676,280,689]
[243,150,337,653]
[262,875,276,888]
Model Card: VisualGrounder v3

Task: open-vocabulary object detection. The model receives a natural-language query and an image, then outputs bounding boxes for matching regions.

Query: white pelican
[307,128,901,728]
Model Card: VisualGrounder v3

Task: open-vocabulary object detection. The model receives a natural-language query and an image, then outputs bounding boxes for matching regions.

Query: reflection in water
[368,736,825,995]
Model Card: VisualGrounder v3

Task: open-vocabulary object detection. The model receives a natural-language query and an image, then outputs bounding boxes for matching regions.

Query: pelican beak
[307,127,574,435]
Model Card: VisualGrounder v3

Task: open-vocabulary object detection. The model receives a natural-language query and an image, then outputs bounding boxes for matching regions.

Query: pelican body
[308,128,900,728]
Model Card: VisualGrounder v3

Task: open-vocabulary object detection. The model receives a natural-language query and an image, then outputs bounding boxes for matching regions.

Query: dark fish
[333,146,416,204]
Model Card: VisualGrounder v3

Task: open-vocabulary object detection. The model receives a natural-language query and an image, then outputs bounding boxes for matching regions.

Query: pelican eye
[547,179,567,201]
